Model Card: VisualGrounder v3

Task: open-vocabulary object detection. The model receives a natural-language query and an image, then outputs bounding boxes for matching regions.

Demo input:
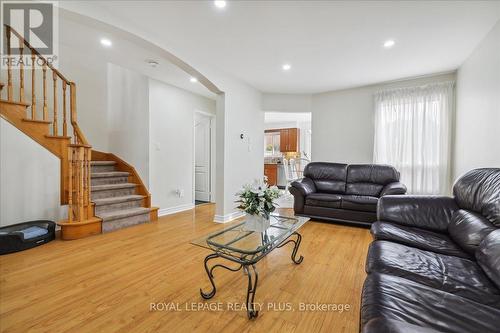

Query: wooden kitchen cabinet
[264,164,278,186]
[279,128,299,152]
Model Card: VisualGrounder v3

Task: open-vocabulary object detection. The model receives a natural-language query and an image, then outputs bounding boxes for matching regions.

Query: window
[373,82,454,194]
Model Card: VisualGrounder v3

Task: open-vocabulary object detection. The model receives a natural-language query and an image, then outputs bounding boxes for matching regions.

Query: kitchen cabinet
[279,128,299,152]
[264,164,278,186]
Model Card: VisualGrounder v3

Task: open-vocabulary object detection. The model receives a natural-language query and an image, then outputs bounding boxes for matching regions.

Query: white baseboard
[158,203,195,217]
[213,211,245,223]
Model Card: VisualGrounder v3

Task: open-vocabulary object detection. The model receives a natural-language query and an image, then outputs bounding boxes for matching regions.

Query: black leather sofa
[290,163,406,226]
[361,168,500,333]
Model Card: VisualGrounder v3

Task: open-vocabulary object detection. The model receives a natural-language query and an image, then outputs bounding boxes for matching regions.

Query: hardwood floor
[0,205,372,333]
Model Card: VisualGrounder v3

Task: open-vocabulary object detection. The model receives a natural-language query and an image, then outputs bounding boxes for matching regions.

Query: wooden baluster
[78,147,84,221]
[70,83,77,143]
[31,51,36,119]
[19,38,25,103]
[86,148,91,214]
[6,26,13,101]
[84,148,89,208]
[75,150,79,222]
[62,82,67,136]
[75,148,81,221]
[52,71,58,135]
[74,148,79,222]
[42,62,48,120]
[68,148,73,223]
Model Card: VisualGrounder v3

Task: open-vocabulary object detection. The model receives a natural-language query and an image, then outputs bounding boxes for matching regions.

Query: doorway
[194,111,214,204]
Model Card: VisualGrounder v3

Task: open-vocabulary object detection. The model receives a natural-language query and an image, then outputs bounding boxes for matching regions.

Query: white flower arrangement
[236,178,281,219]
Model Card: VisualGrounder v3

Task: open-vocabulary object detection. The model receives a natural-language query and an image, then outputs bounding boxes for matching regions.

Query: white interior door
[195,114,211,202]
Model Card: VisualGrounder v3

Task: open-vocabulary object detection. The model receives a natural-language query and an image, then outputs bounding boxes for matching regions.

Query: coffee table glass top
[191,214,309,259]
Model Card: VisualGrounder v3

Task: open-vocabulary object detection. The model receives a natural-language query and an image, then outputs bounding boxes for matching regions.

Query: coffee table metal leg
[200,253,243,299]
[291,232,304,264]
[277,232,304,264]
[200,253,219,299]
[244,264,259,319]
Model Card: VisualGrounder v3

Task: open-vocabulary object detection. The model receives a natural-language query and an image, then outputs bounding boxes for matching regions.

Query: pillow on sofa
[449,210,497,254]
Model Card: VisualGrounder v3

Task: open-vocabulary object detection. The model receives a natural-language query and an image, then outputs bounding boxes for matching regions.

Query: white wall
[59,44,109,151]
[262,93,312,113]
[0,120,65,226]
[216,80,264,221]
[454,21,500,180]
[311,72,456,164]
[107,63,150,184]
[149,79,216,214]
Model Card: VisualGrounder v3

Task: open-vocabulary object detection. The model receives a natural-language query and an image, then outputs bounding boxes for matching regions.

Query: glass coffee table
[191,214,309,319]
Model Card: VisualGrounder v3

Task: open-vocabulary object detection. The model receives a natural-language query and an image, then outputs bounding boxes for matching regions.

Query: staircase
[91,161,153,232]
[0,24,158,239]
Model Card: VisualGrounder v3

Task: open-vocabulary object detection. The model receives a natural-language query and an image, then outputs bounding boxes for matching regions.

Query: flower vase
[245,214,271,232]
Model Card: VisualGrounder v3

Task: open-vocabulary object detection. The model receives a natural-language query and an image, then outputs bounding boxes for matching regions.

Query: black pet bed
[0,220,56,255]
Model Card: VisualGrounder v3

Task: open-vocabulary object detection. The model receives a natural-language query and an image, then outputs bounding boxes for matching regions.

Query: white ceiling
[66,1,500,94]
[58,12,216,99]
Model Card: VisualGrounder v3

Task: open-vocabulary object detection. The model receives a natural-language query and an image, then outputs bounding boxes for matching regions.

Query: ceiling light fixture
[383,39,395,48]
[190,77,198,83]
[282,63,291,71]
[214,1,226,9]
[100,38,112,47]
[146,59,159,67]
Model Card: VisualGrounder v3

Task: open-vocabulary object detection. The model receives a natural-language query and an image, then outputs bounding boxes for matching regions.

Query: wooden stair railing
[0,24,94,227]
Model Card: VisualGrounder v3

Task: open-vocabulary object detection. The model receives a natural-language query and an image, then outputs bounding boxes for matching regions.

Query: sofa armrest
[289,178,316,214]
[380,182,407,196]
[290,178,316,196]
[377,195,458,232]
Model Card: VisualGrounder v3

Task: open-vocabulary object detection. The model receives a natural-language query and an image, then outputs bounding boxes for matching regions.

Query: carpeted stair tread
[91,183,137,191]
[91,171,129,178]
[91,161,116,166]
[93,195,145,206]
[98,207,151,222]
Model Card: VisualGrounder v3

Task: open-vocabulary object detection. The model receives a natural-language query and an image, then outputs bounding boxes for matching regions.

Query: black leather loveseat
[361,168,500,333]
[290,163,406,226]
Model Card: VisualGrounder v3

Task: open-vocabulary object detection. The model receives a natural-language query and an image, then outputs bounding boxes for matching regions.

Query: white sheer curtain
[373,82,454,194]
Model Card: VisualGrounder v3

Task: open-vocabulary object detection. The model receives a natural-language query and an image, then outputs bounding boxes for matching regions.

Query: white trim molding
[213,211,245,223]
[158,204,195,217]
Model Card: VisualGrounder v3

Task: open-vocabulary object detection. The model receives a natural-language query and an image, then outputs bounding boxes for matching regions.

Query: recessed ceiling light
[282,63,291,71]
[383,39,395,48]
[100,38,112,47]
[146,59,159,67]
[190,77,198,83]
[214,1,226,9]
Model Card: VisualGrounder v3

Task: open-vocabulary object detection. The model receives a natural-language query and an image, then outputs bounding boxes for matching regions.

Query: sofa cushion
[341,195,378,213]
[453,168,500,226]
[476,229,500,290]
[346,164,400,196]
[449,210,497,254]
[346,183,383,197]
[366,241,500,306]
[371,221,471,259]
[305,193,342,209]
[361,273,500,333]
[303,162,347,194]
